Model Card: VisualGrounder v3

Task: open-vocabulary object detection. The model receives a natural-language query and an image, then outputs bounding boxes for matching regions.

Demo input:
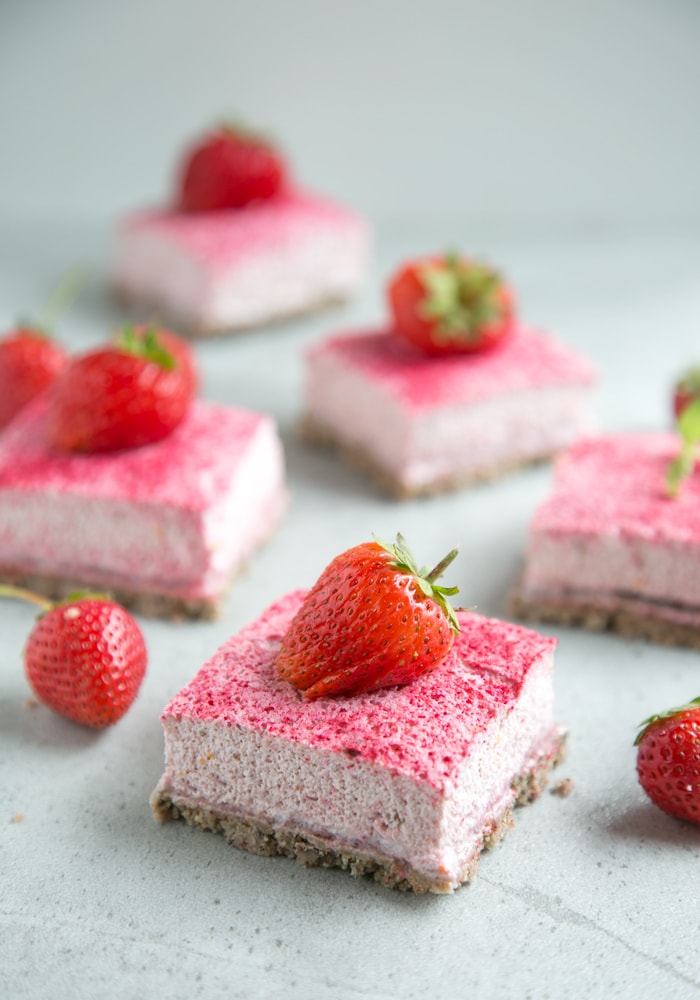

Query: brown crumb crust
[0,567,218,622]
[300,414,556,500]
[151,730,567,894]
[510,587,700,650]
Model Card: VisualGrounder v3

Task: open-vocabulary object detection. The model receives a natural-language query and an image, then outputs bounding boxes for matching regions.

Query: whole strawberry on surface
[388,253,515,356]
[635,697,700,825]
[277,533,460,699]
[49,324,197,453]
[0,586,148,728]
[673,367,700,419]
[0,326,67,429]
[178,124,288,213]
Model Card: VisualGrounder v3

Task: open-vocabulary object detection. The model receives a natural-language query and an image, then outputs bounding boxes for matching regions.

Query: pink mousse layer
[0,398,266,509]
[122,190,364,270]
[530,433,700,542]
[308,327,596,413]
[163,591,556,792]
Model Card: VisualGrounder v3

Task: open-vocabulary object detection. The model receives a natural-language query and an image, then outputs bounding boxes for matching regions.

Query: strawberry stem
[37,267,88,330]
[0,584,53,611]
[425,546,459,584]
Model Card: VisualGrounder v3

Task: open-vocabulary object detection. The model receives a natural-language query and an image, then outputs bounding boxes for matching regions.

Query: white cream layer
[305,352,593,491]
[0,420,286,600]
[113,225,368,329]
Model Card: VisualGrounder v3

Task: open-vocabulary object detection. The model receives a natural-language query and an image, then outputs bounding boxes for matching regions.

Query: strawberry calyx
[419,254,509,345]
[667,397,700,497]
[634,696,700,745]
[116,325,176,370]
[374,532,460,633]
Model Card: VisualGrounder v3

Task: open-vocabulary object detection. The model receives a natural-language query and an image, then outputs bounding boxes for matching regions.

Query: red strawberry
[24,595,147,728]
[0,326,68,428]
[49,324,197,453]
[388,253,515,356]
[277,534,460,699]
[178,124,287,212]
[635,697,700,825]
[673,367,700,419]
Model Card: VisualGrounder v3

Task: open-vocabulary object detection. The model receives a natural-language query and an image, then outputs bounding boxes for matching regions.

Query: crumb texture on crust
[151,732,567,894]
[511,588,700,650]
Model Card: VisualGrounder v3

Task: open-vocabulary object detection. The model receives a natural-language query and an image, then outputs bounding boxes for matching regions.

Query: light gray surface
[2,0,700,228]
[1,221,700,1000]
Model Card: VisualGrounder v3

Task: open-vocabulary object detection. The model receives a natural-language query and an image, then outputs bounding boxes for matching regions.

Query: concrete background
[1,0,699,227]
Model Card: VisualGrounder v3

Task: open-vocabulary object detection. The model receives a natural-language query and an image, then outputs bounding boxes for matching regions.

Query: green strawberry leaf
[634,696,700,745]
[667,397,700,497]
[374,532,461,633]
[419,254,505,343]
[117,325,176,370]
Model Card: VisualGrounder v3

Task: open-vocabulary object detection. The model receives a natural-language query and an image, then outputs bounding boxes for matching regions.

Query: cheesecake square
[0,399,286,619]
[302,326,596,498]
[512,432,700,646]
[111,191,369,335]
[151,592,565,893]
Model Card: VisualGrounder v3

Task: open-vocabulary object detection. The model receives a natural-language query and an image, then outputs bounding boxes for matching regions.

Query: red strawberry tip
[374,532,461,633]
[634,696,700,745]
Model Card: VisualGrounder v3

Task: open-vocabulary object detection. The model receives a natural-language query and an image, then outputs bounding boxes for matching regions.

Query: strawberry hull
[151,593,565,893]
[0,399,286,619]
[513,433,700,647]
[302,327,596,498]
[111,191,369,335]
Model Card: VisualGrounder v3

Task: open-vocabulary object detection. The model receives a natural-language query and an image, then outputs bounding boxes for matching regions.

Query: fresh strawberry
[673,367,700,419]
[388,253,515,356]
[277,534,460,699]
[635,697,700,825]
[178,124,287,212]
[49,324,197,453]
[24,595,147,728]
[0,326,67,428]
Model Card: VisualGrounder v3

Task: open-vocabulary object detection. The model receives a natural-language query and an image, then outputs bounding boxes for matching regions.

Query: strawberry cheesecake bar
[111,125,369,334]
[151,593,566,893]
[302,253,596,498]
[303,326,596,498]
[0,398,286,619]
[512,432,700,647]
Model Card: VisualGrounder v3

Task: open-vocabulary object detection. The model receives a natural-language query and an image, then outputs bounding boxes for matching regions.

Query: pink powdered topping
[532,433,700,543]
[121,190,365,270]
[163,591,556,790]
[0,398,268,510]
[308,327,595,411]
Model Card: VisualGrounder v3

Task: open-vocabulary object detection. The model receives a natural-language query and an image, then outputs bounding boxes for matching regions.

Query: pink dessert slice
[111,191,370,334]
[513,432,700,645]
[151,592,566,893]
[303,326,596,497]
[0,398,286,619]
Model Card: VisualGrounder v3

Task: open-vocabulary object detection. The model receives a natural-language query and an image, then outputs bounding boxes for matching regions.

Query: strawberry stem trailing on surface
[0,584,53,611]
[634,696,700,745]
[36,266,88,331]
[374,532,461,633]
[667,397,700,497]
